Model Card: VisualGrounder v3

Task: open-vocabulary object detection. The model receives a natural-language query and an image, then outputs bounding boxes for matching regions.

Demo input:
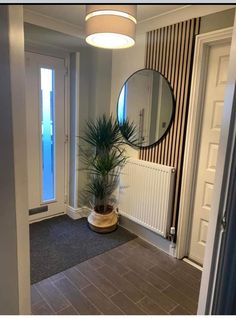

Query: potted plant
[80,115,136,233]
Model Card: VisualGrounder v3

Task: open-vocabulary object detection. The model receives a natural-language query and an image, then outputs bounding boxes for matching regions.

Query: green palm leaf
[79,114,136,213]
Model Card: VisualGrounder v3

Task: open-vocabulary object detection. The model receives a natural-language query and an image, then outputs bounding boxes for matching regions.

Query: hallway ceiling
[24,23,87,51]
[23,5,187,51]
[24,4,186,27]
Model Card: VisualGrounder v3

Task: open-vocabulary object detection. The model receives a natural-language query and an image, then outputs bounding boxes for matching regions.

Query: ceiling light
[85,5,137,49]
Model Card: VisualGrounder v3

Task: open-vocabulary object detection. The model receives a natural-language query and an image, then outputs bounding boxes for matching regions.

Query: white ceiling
[24,23,87,51]
[23,4,186,51]
[24,4,185,27]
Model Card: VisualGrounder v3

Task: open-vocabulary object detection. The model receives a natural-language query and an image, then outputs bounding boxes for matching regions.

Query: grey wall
[69,53,77,207]
[0,7,19,313]
[75,47,92,208]
[69,47,112,208]
[0,5,30,314]
[89,48,112,119]
[200,8,235,34]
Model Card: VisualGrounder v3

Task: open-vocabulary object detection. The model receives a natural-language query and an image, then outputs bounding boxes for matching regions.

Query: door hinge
[64,134,69,144]
[64,66,68,77]
[221,213,227,232]
[64,194,68,204]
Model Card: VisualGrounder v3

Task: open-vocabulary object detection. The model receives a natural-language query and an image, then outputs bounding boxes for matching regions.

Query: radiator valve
[169,227,176,257]
[170,226,175,236]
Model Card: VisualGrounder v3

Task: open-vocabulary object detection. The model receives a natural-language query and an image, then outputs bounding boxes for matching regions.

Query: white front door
[189,42,231,265]
[25,52,66,221]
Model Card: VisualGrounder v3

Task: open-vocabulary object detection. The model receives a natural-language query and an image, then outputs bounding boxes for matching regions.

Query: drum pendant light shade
[85,5,137,49]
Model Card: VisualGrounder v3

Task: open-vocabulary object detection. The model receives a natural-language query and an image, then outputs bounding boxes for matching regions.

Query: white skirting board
[29,211,65,224]
[66,206,90,220]
[119,214,175,257]
[183,258,203,271]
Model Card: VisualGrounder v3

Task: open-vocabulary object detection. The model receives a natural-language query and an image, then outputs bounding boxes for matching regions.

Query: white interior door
[189,42,231,265]
[25,52,66,221]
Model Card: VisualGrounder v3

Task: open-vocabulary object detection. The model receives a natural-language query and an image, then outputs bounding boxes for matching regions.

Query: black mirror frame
[116,68,176,149]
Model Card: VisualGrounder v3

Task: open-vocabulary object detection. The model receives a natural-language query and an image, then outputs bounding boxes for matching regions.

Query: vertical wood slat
[140,18,200,228]
[163,25,171,164]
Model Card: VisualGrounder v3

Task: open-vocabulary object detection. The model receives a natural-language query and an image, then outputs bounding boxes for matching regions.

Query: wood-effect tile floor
[31,237,202,315]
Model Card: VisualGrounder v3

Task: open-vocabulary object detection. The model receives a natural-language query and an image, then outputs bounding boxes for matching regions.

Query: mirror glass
[117,69,175,147]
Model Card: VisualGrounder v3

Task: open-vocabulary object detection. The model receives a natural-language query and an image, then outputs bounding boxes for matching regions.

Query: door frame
[176,27,233,260]
[25,49,70,223]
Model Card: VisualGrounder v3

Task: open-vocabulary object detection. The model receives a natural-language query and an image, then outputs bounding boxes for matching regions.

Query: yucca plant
[80,115,137,215]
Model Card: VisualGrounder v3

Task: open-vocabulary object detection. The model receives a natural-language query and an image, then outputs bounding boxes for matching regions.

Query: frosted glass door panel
[40,68,55,202]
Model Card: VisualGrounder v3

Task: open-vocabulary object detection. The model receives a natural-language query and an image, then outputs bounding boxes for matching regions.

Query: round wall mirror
[117,69,175,148]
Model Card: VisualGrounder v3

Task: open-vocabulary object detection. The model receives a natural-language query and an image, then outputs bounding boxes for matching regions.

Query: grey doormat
[30,215,136,284]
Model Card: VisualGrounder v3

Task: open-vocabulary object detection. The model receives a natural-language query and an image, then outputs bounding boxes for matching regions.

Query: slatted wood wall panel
[140,18,200,228]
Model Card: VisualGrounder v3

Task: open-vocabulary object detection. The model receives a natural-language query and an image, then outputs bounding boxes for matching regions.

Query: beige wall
[200,8,235,34]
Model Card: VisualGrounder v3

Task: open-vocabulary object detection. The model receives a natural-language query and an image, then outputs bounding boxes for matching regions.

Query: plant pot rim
[94,204,115,215]
[92,208,116,217]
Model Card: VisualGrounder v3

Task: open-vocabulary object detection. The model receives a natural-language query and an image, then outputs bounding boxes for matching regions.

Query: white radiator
[119,158,176,238]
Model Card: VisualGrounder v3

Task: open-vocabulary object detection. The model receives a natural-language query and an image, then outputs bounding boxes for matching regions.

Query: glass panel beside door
[40,68,55,202]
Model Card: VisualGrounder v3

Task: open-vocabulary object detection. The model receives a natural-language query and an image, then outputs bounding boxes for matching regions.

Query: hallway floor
[31,237,201,315]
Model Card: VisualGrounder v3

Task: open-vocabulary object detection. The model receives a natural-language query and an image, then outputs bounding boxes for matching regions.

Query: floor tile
[134,237,161,253]
[149,249,182,273]
[137,296,167,315]
[81,284,123,314]
[106,246,128,260]
[97,265,144,302]
[57,305,78,315]
[171,267,201,290]
[150,264,199,301]
[35,278,69,312]
[162,285,198,313]
[31,285,44,306]
[31,300,55,315]
[119,249,155,270]
[86,255,104,268]
[120,256,169,290]
[124,270,177,312]
[110,292,146,315]
[76,261,118,297]
[175,261,202,280]
[97,252,130,275]
[64,266,90,290]
[54,277,101,315]
[169,304,192,315]
[49,272,65,283]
